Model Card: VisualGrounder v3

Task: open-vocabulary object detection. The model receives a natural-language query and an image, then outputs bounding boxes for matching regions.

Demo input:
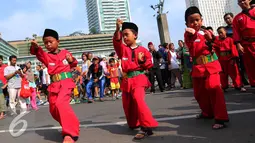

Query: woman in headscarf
[178,40,192,89]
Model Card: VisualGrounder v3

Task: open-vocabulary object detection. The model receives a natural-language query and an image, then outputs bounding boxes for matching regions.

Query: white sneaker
[20,111,30,115]
[38,100,44,105]
[43,102,49,105]
[10,112,17,116]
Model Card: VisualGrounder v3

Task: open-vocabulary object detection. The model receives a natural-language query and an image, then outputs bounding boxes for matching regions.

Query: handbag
[20,78,32,98]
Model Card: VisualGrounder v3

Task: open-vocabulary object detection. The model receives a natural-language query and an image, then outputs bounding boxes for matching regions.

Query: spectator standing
[148,42,165,93]
[178,40,192,89]
[167,43,183,89]
[4,55,27,115]
[26,61,38,110]
[0,55,8,107]
[42,64,50,105]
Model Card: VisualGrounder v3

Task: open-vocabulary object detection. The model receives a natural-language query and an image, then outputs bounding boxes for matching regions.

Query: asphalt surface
[0,87,255,143]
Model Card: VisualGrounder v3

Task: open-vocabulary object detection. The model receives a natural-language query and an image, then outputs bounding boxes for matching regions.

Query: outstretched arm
[30,40,49,66]
[113,19,124,59]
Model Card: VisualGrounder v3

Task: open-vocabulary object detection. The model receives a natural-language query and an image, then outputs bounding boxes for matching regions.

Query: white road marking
[0,108,255,134]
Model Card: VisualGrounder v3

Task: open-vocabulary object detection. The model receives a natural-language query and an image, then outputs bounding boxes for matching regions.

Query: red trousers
[122,87,158,128]
[48,88,80,139]
[219,60,243,89]
[193,73,229,121]
[243,43,255,86]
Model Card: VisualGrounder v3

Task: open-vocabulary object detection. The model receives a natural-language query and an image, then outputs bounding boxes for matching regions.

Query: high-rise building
[0,37,18,63]
[85,0,131,34]
[185,0,235,32]
[229,0,241,16]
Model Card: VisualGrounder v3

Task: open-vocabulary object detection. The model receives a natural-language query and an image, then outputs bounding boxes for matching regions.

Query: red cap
[92,56,99,60]
[148,42,153,46]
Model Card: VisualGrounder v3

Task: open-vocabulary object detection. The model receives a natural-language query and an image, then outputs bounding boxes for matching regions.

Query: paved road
[0,87,255,143]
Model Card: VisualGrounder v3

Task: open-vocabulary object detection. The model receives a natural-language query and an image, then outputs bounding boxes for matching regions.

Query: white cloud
[39,0,78,20]
[0,12,45,40]
[0,0,78,40]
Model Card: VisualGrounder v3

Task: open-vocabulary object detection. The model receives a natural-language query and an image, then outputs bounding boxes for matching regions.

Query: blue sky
[0,0,186,47]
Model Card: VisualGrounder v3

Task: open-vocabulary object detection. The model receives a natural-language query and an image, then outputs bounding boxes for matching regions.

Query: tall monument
[151,0,171,44]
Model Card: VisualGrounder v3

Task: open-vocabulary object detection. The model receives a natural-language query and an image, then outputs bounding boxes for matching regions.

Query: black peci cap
[122,22,138,33]
[185,6,202,22]
[43,29,59,40]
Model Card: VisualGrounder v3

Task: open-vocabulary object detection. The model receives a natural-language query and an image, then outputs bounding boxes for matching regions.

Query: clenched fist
[66,53,73,63]
[31,40,39,49]
[138,52,145,62]
[116,18,123,31]
[185,28,196,35]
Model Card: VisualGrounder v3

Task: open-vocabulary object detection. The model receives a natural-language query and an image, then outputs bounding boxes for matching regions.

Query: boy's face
[0,59,3,65]
[217,28,227,39]
[93,59,99,64]
[224,15,233,25]
[186,13,203,31]
[110,62,115,66]
[238,0,251,9]
[122,29,137,46]
[43,37,59,53]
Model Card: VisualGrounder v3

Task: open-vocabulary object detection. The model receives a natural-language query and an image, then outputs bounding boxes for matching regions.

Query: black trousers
[149,68,164,92]
[238,55,249,85]
[161,68,170,87]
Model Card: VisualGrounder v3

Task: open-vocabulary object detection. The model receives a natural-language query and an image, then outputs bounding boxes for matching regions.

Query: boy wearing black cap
[184,7,229,129]
[30,29,79,143]
[113,19,158,140]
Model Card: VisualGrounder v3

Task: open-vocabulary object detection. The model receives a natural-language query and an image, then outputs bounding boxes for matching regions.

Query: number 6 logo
[9,113,28,137]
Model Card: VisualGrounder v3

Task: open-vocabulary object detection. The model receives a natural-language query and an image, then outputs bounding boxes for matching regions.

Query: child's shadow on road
[35,125,62,143]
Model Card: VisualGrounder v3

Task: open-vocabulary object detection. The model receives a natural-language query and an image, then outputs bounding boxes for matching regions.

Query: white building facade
[185,0,239,31]
[85,0,131,34]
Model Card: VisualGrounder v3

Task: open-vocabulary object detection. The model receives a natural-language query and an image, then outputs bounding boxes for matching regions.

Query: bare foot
[63,136,74,143]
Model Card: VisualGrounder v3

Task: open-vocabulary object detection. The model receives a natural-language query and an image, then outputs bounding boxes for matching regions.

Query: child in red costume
[30,29,79,143]
[107,58,120,100]
[184,7,229,129]
[214,26,246,92]
[232,0,255,87]
[113,19,158,140]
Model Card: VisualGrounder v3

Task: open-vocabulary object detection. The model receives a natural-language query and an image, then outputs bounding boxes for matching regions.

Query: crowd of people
[0,0,254,142]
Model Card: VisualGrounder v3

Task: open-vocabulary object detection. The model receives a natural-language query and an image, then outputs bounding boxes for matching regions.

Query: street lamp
[150,0,171,45]
[150,0,164,16]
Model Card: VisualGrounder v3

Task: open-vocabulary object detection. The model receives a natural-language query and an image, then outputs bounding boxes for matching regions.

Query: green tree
[90,27,98,34]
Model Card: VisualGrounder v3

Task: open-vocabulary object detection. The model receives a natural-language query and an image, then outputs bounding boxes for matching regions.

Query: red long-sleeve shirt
[30,46,77,93]
[184,30,222,77]
[112,32,152,92]
[233,7,255,44]
[113,32,153,73]
[214,37,239,61]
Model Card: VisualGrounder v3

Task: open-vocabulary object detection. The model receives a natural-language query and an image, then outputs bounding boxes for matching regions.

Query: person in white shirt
[42,64,50,105]
[167,43,183,89]
[4,55,27,115]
